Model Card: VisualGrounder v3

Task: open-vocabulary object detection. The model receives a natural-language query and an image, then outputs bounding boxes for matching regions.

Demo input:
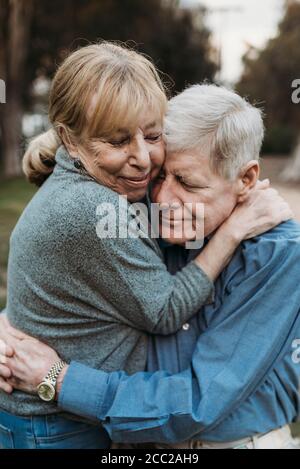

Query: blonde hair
[23,42,167,186]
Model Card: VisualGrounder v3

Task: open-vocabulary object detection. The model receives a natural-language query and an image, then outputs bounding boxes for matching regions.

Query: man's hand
[0,314,63,395]
[0,338,62,394]
[0,339,14,394]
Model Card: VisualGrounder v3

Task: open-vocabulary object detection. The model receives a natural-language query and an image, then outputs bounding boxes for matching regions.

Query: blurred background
[0,0,300,434]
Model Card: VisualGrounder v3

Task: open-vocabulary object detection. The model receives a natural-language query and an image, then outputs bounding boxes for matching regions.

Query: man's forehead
[164,150,208,173]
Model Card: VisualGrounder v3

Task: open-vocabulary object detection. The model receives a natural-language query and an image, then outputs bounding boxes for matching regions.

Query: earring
[74,158,83,170]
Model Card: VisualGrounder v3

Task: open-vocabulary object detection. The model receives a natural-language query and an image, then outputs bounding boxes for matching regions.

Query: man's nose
[155,178,181,208]
[129,135,151,170]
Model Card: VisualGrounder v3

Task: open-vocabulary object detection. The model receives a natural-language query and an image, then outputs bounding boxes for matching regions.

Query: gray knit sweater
[0,146,213,416]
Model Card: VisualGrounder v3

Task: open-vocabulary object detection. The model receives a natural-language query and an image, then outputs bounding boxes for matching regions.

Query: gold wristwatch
[37,360,67,402]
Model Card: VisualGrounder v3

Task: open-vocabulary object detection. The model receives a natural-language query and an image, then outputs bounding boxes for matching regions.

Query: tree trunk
[282,135,300,183]
[0,95,23,177]
[0,0,34,178]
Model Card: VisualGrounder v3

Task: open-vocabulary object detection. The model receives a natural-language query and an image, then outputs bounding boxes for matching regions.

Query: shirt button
[182,323,190,331]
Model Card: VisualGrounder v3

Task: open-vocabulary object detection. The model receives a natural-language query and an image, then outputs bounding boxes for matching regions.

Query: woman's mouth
[120,173,151,188]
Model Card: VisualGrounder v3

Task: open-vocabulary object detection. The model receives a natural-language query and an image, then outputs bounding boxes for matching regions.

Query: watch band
[37,360,67,403]
[44,360,67,385]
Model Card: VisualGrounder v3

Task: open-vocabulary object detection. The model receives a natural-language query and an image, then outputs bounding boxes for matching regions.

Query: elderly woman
[0,45,292,449]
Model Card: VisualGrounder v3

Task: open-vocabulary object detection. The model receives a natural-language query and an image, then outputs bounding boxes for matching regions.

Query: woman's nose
[129,136,151,170]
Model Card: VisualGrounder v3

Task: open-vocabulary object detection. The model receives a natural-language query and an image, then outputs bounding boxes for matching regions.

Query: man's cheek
[203,212,221,237]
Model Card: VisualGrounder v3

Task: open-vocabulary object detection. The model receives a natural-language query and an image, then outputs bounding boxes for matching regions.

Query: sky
[180,0,285,83]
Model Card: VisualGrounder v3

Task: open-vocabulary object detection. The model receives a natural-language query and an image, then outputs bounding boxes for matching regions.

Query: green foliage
[292,422,300,437]
[27,0,217,97]
[0,178,36,309]
[263,126,297,155]
[237,3,300,154]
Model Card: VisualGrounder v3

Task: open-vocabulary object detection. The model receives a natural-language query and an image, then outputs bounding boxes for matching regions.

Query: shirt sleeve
[59,231,300,443]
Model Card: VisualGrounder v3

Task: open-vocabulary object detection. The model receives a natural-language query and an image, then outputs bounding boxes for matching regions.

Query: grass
[0,177,37,310]
[0,177,299,438]
[292,423,300,438]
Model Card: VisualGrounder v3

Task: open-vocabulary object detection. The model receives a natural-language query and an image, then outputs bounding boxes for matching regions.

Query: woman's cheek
[151,147,165,172]
[102,150,129,173]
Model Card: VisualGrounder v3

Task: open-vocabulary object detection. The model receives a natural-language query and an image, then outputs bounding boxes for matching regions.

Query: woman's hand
[225,179,294,242]
[194,180,293,282]
[0,314,62,395]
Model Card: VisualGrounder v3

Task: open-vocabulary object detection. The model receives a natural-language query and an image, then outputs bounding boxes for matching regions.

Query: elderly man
[1,85,300,449]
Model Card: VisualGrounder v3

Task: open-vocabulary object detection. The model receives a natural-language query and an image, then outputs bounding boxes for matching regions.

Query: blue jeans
[0,410,111,449]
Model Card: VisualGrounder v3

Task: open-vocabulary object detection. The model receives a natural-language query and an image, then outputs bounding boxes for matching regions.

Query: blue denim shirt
[59,220,300,443]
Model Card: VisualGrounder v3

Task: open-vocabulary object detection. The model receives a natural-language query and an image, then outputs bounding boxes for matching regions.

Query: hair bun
[22,129,61,186]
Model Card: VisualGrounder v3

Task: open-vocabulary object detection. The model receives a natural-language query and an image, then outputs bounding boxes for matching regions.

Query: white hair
[164,84,264,180]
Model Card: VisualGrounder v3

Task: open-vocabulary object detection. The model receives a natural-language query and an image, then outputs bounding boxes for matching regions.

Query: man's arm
[58,230,300,443]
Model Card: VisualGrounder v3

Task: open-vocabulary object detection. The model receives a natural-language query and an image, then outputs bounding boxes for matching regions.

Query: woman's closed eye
[109,133,162,147]
[109,136,131,147]
[145,133,162,143]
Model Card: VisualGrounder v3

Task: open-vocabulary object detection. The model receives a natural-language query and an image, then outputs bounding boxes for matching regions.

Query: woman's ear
[236,161,260,203]
[59,127,78,158]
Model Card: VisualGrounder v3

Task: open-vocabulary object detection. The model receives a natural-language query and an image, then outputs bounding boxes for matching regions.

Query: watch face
[37,382,56,402]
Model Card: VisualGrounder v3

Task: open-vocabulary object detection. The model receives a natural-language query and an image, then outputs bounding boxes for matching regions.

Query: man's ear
[236,161,260,203]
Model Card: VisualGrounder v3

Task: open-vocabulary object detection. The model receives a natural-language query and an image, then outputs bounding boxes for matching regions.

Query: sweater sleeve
[72,187,214,335]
